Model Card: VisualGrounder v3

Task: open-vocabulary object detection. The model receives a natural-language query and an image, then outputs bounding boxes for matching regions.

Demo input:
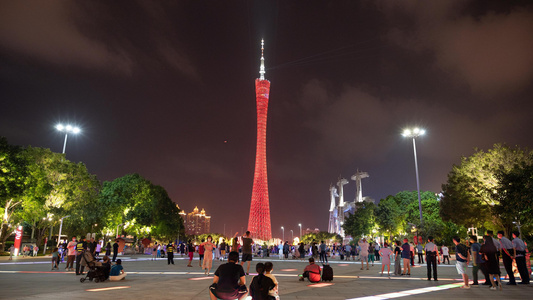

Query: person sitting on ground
[102,255,112,280]
[249,263,276,300]
[210,251,247,300]
[109,259,126,281]
[299,257,321,283]
[264,262,280,299]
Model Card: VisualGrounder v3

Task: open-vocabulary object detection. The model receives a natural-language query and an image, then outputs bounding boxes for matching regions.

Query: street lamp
[56,123,81,154]
[298,223,302,239]
[290,230,293,242]
[402,127,425,231]
[57,215,70,246]
[281,226,284,242]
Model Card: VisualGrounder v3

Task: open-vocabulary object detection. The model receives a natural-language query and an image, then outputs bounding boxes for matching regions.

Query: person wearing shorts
[187,240,195,267]
[401,238,411,276]
[240,231,254,275]
[453,236,470,289]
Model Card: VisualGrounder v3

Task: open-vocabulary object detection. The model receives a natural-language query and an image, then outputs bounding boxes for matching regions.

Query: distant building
[181,206,211,235]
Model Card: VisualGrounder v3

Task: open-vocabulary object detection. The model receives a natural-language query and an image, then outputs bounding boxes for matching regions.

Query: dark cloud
[380,0,533,97]
[1,0,532,235]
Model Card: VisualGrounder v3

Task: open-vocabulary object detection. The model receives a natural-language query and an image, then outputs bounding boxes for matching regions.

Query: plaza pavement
[0,253,531,300]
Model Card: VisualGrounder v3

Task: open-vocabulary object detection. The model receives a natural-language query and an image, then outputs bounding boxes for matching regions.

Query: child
[264,262,280,300]
[51,247,59,270]
[249,263,275,300]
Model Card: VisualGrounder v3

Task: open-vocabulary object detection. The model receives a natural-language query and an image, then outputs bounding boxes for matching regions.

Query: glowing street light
[402,127,426,230]
[298,223,302,239]
[56,123,81,154]
[281,226,284,242]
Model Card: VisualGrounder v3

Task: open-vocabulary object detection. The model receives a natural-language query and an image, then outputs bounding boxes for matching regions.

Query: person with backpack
[249,263,276,300]
[453,236,470,289]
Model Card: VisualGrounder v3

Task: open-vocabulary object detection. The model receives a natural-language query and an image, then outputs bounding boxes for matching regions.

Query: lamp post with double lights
[402,127,426,231]
[56,124,81,154]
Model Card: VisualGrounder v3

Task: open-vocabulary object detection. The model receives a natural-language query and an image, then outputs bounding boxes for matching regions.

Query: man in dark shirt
[453,236,470,289]
[167,242,174,265]
[75,237,88,275]
[240,231,254,275]
[210,251,247,300]
[112,240,119,262]
[497,231,516,285]
[469,235,488,285]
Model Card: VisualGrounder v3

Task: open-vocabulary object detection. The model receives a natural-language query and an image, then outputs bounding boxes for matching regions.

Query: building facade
[181,206,211,235]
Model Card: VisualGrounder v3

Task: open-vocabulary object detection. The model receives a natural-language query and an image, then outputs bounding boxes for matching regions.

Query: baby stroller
[80,251,107,283]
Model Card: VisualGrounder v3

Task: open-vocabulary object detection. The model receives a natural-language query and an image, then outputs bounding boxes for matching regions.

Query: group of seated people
[209,252,322,300]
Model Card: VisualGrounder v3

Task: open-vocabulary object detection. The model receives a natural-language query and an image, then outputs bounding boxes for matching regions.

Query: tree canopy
[440,144,533,234]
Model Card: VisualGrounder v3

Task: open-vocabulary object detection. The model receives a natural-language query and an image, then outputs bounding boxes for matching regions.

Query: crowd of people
[8,228,530,298]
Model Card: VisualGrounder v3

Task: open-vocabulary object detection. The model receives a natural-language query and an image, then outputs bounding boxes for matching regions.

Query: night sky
[1,1,533,238]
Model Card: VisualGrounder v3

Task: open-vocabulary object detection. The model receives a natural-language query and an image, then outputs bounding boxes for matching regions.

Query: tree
[492,161,533,232]
[98,174,184,241]
[342,201,376,239]
[16,147,101,247]
[440,144,533,233]
[0,137,28,250]
[301,231,341,244]
[375,196,402,239]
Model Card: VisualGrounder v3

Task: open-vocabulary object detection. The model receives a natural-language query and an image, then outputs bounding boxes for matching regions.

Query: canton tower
[247,39,272,241]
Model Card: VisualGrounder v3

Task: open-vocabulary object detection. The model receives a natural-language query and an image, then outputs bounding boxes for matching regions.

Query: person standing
[201,236,216,275]
[368,243,375,266]
[75,237,87,275]
[240,231,254,275]
[9,244,15,260]
[187,240,195,267]
[512,231,530,285]
[480,235,502,290]
[283,241,290,260]
[298,242,305,261]
[453,236,470,289]
[66,237,77,271]
[374,242,381,261]
[416,243,424,264]
[497,231,516,285]
[358,238,370,270]
[219,239,226,260]
[379,243,392,277]
[424,236,439,281]
[95,240,102,257]
[167,242,175,265]
[394,241,402,276]
[319,241,328,264]
[112,239,119,262]
[469,235,488,285]
[401,238,411,276]
[180,242,186,257]
[441,245,450,264]
[345,244,352,261]
[198,239,205,267]
[105,242,111,256]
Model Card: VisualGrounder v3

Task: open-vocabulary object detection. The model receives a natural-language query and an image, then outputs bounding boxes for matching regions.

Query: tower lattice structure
[248,39,272,241]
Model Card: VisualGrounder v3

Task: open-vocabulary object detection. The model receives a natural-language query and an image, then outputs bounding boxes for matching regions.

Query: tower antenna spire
[259,39,265,80]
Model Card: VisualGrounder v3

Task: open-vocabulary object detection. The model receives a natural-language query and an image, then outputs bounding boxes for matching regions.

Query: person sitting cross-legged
[299,257,321,283]
[109,259,126,281]
[209,251,248,300]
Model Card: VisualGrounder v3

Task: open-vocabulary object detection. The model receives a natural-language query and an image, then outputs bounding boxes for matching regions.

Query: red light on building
[248,40,272,241]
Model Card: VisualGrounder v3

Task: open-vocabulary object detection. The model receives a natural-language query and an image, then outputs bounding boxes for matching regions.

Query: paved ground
[0,254,531,299]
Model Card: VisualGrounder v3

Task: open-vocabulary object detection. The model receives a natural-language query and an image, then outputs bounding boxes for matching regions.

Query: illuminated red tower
[248,39,272,241]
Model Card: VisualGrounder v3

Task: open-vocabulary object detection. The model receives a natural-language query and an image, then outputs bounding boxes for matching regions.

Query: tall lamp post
[56,124,81,154]
[402,127,425,230]
[298,223,302,239]
[290,230,293,242]
[281,226,284,242]
[57,215,70,246]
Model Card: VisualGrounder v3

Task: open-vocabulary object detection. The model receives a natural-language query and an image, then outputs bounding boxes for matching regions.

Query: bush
[3,241,14,252]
